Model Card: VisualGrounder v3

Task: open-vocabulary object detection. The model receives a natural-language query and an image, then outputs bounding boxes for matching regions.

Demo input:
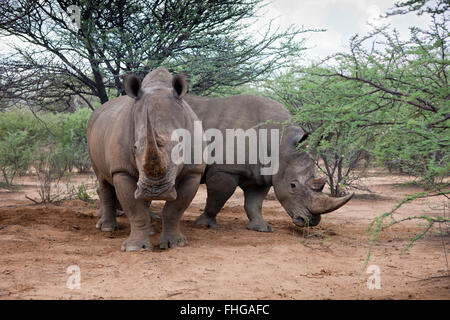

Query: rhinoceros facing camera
[87,68,205,251]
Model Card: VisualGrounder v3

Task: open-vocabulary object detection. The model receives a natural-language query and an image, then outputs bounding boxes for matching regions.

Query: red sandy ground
[0,170,449,299]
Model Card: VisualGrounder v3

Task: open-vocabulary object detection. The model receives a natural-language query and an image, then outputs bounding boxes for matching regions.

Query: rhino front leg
[159,174,201,249]
[243,186,273,232]
[113,173,154,251]
[96,181,118,231]
[195,172,239,228]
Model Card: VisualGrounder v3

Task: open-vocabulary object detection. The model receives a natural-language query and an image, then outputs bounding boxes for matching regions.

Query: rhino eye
[290,181,300,191]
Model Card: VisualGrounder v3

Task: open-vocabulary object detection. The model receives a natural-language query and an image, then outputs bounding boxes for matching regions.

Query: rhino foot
[246,219,273,232]
[96,216,118,232]
[121,238,152,252]
[159,233,187,249]
[195,213,218,229]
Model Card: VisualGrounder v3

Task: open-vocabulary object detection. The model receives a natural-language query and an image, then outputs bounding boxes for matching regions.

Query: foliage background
[0,0,448,199]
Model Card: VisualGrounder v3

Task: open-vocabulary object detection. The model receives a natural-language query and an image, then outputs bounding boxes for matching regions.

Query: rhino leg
[113,173,153,252]
[195,172,239,229]
[159,174,201,249]
[243,186,273,232]
[145,201,160,221]
[115,197,125,217]
[96,181,118,231]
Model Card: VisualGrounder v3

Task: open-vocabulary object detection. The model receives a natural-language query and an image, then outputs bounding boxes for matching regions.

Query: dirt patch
[0,172,449,299]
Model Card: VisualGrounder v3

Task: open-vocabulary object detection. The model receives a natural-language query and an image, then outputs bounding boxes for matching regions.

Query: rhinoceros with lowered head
[87,68,205,251]
[183,93,353,232]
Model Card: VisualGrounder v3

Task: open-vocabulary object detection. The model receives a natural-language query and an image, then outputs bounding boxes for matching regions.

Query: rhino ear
[124,75,143,100]
[289,129,309,147]
[172,74,188,98]
[297,132,309,145]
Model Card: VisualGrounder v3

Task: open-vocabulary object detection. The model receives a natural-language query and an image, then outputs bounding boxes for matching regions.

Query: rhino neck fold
[136,174,173,196]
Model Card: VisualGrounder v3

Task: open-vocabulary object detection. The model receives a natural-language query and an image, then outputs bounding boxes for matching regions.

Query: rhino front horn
[309,192,354,215]
[143,112,167,178]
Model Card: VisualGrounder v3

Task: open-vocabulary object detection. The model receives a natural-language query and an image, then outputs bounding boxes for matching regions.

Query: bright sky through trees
[255,0,431,60]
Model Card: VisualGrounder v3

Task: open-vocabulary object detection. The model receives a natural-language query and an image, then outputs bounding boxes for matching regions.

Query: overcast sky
[256,0,431,60]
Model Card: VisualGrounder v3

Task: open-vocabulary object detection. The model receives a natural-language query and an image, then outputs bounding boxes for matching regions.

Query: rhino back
[184,94,292,186]
[184,94,291,131]
[87,95,138,183]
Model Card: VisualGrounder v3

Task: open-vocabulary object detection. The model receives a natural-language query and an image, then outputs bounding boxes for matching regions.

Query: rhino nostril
[293,216,305,226]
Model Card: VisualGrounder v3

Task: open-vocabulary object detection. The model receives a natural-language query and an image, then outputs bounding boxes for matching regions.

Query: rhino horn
[143,113,167,178]
[309,192,354,215]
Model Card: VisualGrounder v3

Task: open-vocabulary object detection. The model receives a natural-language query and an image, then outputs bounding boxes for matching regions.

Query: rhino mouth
[135,172,177,201]
[290,210,321,227]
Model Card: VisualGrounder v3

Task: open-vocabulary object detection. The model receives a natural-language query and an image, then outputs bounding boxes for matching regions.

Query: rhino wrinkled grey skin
[184,94,353,232]
[87,68,205,251]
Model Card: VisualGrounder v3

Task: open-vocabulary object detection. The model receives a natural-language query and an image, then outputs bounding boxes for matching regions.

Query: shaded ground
[0,170,449,299]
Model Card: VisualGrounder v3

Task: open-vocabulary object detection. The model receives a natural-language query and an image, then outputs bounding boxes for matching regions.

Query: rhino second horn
[143,114,167,178]
[309,192,354,215]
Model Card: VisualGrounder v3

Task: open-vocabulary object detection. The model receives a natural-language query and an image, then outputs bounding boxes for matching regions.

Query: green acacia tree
[362,0,450,259]
[387,0,449,15]
[0,0,309,111]
[320,18,449,183]
[267,67,378,196]
[267,0,448,195]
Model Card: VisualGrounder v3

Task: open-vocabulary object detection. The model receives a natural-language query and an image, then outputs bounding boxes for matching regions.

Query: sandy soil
[0,170,449,300]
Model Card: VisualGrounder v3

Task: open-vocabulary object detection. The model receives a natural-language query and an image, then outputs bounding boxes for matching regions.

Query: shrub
[33,145,72,203]
[58,108,92,173]
[0,130,32,186]
[0,107,93,187]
